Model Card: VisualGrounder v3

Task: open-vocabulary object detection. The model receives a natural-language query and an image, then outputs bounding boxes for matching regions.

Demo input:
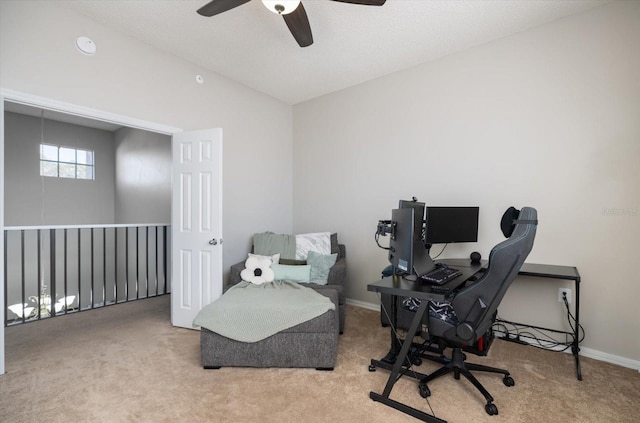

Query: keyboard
[420,266,463,285]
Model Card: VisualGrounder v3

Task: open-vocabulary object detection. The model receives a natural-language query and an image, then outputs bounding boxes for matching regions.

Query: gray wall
[4,112,115,226]
[114,127,171,224]
[5,0,636,365]
[0,0,293,280]
[292,1,640,363]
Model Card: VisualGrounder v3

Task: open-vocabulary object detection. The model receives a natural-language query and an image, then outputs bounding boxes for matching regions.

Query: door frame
[0,89,182,375]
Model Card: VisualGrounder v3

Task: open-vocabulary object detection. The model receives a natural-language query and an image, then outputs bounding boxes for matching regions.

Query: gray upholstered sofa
[199,234,347,370]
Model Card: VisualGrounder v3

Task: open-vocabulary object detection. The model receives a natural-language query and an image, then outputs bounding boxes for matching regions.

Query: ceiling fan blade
[197,0,252,17]
[283,2,313,48]
[329,0,386,5]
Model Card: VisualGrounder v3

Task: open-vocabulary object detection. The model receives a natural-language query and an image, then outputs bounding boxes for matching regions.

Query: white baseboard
[347,299,640,373]
[579,346,640,372]
[346,298,379,312]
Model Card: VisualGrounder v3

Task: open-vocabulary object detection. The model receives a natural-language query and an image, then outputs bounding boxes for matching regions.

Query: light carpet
[1,295,639,422]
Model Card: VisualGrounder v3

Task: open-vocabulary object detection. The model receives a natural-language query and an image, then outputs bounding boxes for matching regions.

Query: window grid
[40,144,95,180]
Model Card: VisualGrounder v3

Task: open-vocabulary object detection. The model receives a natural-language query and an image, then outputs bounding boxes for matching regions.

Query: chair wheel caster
[418,381,431,398]
[368,364,376,372]
[485,403,499,415]
[503,376,515,387]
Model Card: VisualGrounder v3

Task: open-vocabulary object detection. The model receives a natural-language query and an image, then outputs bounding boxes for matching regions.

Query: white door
[171,129,223,329]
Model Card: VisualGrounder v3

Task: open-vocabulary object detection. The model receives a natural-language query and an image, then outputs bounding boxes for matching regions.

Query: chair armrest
[327,257,346,287]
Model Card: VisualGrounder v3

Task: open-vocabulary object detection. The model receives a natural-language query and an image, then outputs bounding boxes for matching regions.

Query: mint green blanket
[193,281,335,343]
[253,232,297,260]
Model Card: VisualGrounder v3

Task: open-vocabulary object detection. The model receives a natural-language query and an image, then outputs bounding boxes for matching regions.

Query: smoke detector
[75,36,96,55]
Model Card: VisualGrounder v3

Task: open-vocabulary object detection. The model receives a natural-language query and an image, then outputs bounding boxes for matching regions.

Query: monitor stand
[412,240,436,277]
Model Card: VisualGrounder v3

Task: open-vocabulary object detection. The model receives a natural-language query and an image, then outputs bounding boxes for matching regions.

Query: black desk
[367,260,582,422]
[367,259,483,423]
[388,259,582,380]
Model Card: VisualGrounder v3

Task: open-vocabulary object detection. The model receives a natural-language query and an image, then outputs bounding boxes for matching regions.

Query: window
[40,144,94,180]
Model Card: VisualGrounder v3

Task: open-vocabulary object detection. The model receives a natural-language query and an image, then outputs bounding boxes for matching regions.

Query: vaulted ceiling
[54,1,610,104]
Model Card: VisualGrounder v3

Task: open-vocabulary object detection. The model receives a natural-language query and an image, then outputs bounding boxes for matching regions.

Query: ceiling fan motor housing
[262,0,301,15]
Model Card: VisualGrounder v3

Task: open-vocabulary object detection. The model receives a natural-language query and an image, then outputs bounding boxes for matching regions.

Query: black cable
[431,243,447,259]
[515,331,572,352]
[498,320,570,346]
[374,232,390,250]
[562,294,585,343]
[493,314,581,352]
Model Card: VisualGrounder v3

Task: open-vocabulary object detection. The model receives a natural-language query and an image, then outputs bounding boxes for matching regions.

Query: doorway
[0,90,183,375]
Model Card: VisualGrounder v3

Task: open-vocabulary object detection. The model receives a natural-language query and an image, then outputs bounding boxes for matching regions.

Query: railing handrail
[4,223,171,231]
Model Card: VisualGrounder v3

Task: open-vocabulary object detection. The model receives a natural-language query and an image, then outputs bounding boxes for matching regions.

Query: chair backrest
[442,207,538,344]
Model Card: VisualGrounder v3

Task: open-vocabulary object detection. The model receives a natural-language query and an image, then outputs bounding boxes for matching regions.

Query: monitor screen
[399,199,425,242]
[425,206,479,244]
[388,208,414,274]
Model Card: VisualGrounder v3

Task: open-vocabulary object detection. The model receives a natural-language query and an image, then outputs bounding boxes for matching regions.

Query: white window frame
[40,143,95,180]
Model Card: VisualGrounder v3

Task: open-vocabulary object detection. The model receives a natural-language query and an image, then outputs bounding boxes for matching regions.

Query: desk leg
[381,294,403,363]
[370,300,446,423]
[574,277,582,381]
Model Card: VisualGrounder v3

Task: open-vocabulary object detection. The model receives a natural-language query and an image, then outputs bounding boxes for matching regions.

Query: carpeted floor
[1,295,639,422]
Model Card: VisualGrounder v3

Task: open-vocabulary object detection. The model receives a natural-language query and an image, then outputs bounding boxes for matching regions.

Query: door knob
[209,238,219,245]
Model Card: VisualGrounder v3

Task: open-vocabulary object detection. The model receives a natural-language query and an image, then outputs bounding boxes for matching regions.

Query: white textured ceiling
[56,0,609,105]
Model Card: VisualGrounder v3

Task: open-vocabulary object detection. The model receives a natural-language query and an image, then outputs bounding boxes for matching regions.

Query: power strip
[493,329,575,353]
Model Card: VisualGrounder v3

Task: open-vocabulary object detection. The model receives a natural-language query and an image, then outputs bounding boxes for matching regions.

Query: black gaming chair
[418,206,538,416]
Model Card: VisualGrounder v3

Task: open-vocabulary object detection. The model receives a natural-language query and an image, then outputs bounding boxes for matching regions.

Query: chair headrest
[500,206,539,238]
[500,207,520,238]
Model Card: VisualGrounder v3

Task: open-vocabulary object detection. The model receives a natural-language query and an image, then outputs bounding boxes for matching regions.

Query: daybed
[200,289,339,369]
[229,234,347,333]
[199,232,347,370]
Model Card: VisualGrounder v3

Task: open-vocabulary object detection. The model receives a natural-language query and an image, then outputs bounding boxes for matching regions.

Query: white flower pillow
[240,256,275,285]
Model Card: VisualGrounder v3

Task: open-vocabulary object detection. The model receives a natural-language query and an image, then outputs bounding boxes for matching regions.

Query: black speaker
[470,251,481,264]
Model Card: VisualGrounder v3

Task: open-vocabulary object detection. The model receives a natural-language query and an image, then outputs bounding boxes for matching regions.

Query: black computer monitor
[399,199,425,242]
[388,208,414,274]
[425,206,479,244]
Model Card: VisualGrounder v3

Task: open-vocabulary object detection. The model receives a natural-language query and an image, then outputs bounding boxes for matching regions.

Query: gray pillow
[307,251,338,285]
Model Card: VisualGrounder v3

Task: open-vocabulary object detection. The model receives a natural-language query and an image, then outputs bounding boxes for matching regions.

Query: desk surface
[368,259,580,300]
[519,263,580,280]
[367,259,483,300]
[432,259,580,280]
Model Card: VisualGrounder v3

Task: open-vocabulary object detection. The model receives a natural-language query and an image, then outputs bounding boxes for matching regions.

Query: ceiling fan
[197,0,386,48]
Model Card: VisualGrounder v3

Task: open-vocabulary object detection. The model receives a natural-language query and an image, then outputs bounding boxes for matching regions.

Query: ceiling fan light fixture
[261,0,301,15]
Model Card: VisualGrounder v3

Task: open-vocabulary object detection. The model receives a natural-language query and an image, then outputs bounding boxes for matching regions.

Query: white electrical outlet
[558,288,572,304]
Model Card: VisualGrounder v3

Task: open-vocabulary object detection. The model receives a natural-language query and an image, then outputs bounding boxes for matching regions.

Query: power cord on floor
[493,293,584,352]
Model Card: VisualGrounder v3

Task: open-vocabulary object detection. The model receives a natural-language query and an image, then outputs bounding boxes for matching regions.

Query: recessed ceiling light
[75,36,96,55]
